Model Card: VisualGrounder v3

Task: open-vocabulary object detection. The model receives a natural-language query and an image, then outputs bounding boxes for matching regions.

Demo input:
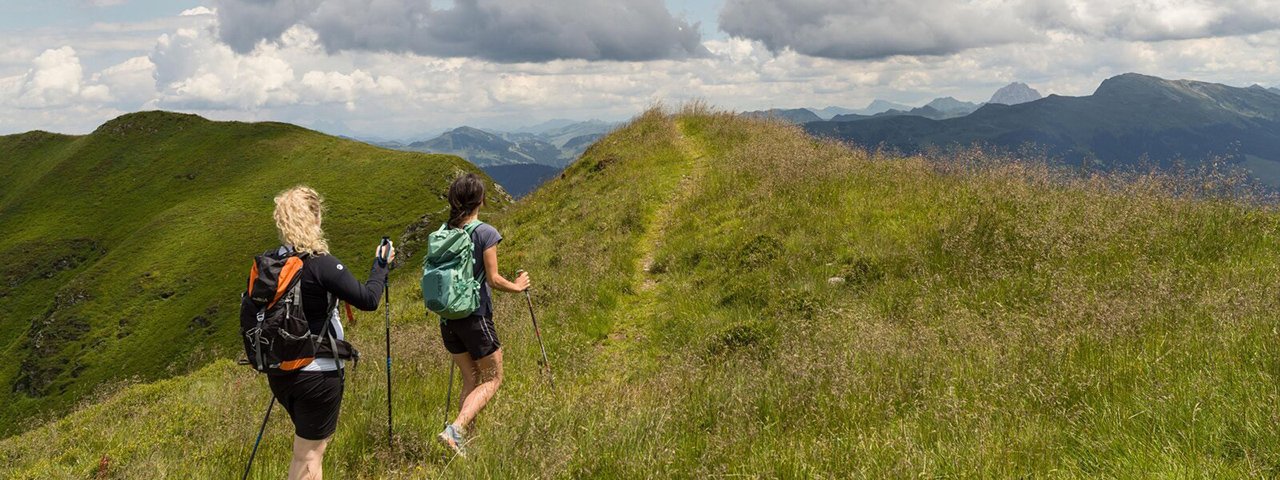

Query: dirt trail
[598,117,708,355]
[637,119,708,292]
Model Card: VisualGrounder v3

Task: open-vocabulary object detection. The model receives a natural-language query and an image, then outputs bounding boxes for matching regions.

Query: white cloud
[7,47,93,108]
[151,28,297,109]
[93,55,157,105]
[299,69,408,109]
[180,6,215,16]
[2,2,1280,138]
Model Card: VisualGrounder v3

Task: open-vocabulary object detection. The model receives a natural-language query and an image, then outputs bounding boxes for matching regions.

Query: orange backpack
[240,251,357,374]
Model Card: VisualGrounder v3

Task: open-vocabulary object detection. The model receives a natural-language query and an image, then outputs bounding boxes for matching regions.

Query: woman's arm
[315,246,394,311]
[483,245,530,293]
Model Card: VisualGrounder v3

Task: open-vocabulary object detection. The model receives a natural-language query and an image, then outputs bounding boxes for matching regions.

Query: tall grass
[5,107,1280,478]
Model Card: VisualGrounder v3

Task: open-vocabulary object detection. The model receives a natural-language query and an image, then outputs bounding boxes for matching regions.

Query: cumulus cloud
[721,0,1280,60]
[151,28,298,109]
[213,0,707,62]
[93,55,156,105]
[1,47,115,108]
[180,6,215,16]
[299,69,408,109]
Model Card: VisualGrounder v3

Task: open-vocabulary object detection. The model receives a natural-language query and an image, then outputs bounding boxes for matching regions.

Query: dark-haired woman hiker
[246,186,394,480]
[437,173,530,456]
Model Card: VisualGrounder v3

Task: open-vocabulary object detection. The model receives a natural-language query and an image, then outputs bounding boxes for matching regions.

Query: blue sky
[0,1,202,30]
[1,0,1278,137]
[667,0,725,39]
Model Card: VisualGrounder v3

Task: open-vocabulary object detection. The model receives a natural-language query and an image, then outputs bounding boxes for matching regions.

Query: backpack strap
[464,221,486,282]
[440,220,484,234]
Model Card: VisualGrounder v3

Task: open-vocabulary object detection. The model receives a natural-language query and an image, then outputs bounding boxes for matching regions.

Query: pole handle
[378,236,393,270]
[516,269,530,292]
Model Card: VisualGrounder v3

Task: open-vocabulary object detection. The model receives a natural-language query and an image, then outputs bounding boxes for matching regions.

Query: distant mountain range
[406,126,563,167]
[809,100,912,119]
[805,74,1280,186]
[743,108,824,124]
[361,120,615,198]
[400,121,613,168]
[746,94,999,125]
[353,78,1280,197]
[751,99,920,121]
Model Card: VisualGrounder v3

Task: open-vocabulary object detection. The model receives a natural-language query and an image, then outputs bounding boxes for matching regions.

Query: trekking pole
[381,237,393,449]
[517,270,554,387]
[443,361,455,428]
[441,359,455,463]
[242,396,275,480]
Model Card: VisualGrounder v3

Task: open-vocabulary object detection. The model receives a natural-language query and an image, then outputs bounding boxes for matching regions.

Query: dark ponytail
[447,173,486,228]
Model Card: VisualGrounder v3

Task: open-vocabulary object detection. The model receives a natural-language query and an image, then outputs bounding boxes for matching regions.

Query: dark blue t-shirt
[471,222,502,318]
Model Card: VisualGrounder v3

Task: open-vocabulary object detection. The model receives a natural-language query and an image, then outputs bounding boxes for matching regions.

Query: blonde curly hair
[273,185,329,255]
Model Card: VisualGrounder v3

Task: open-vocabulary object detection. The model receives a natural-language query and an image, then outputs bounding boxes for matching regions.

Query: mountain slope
[0,111,505,436]
[480,163,562,198]
[811,106,857,119]
[5,107,1280,477]
[741,108,822,124]
[806,73,1280,184]
[861,99,911,114]
[989,82,1042,105]
[924,96,982,116]
[405,126,550,167]
[538,120,617,149]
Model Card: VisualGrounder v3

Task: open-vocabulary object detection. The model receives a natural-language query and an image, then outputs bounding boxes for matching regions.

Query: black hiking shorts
[267,369,344,440]
[441,314,501,360]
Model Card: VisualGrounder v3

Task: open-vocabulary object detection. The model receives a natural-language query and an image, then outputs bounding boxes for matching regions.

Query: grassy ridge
[4,107,1280,477]
[0,111,504,436]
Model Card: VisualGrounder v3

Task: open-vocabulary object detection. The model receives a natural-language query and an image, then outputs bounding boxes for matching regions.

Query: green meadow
[0,111,502,436]
[4,107,1280,478]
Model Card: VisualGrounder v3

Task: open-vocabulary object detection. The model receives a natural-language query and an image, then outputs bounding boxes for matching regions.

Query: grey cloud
[719,0,1038,60]
[214,0,707,62]
[721,0,1280,60]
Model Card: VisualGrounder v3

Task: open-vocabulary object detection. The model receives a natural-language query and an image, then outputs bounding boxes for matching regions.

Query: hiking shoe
[437,424,466,457]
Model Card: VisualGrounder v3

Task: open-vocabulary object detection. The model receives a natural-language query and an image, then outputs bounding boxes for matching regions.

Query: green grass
[5,106,1280,477]
[0,111,506,436]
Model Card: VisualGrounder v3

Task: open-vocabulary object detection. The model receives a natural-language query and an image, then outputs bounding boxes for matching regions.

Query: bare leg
[288,435,328,480]
[451,348,503,429]
[452,353,479,412]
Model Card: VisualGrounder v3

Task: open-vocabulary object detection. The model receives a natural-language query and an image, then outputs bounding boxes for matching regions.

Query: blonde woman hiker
[239,185,393,479]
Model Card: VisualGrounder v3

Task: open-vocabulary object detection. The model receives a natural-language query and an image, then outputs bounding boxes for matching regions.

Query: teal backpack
[421,220,483,321]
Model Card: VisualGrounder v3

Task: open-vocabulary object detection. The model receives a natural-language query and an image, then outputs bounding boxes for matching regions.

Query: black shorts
[267,370,344,441]
[441,314,501,359]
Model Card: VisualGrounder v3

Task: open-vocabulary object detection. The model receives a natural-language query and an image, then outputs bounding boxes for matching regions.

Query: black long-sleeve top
[298,253,388,334]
